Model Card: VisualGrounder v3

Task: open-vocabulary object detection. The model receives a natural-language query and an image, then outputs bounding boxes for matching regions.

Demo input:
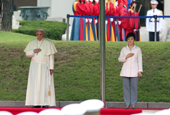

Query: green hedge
[12,21,67,40]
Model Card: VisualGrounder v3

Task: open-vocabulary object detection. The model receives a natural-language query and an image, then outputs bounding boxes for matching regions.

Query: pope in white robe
[24,29,57,108]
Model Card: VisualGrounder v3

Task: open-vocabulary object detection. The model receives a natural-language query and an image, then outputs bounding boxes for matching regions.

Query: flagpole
[100,0,106,108]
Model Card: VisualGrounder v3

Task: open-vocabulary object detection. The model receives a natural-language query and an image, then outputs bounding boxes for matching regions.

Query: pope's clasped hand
[34,49,42,53]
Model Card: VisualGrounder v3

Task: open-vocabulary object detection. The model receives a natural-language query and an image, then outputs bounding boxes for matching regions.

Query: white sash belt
[31,56,50,69]
[31,56,47,64]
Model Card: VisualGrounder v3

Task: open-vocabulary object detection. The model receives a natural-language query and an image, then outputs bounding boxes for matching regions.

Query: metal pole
[98,16,100,41]
[66,14,70,41]
[154,15,157,42]
[100,0,106,107]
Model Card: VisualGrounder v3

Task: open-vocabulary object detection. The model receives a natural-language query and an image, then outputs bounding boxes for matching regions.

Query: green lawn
[0,31,170,102]
[0,31,35,43]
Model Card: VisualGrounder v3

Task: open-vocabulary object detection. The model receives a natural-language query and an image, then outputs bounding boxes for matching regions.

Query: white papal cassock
[24,38,57,106]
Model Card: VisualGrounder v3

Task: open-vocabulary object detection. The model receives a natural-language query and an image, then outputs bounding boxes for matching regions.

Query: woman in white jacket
[118,33,143,109]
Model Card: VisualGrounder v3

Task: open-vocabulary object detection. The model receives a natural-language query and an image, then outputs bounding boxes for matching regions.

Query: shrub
[12,21,67,40]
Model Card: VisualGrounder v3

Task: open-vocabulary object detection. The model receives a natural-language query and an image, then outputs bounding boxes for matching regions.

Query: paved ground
[0,101,170,108]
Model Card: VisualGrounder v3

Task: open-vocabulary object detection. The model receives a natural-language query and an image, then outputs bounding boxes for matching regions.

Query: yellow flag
[105,25,108,41]
[90,24,95,41]
[111,27,115,42]
[86,25,88,41]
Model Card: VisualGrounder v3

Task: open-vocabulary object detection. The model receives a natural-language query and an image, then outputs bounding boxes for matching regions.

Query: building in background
[37,0,74,24]
[14,0,37,10]
[37,0,74,19]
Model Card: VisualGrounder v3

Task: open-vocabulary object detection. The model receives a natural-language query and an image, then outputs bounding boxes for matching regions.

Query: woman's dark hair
[92,0,95,4]
[126,32,135,41]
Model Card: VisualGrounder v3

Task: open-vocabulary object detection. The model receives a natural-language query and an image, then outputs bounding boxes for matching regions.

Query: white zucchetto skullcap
[36,28,44,33]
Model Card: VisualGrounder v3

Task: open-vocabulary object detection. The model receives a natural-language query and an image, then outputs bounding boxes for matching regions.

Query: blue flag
[127,0,133,14]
